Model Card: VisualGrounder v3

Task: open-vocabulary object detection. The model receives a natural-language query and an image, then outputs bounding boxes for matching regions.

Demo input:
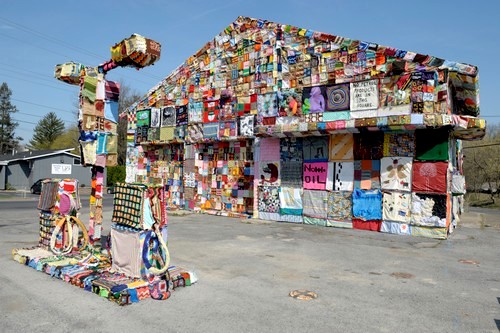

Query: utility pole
[55,34,161,250]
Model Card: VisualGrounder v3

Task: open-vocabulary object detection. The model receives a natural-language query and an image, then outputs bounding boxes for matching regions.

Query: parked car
[106,185,115,194]
[30,179,46,194]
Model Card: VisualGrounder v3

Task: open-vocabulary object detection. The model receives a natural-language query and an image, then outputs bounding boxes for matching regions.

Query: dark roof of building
[0,149,78,164]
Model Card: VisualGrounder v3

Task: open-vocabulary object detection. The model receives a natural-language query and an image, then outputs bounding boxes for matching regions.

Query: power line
[0,16,164,82]
[463,143,500,149]
[11,98,76,114]
[0,72,76,94]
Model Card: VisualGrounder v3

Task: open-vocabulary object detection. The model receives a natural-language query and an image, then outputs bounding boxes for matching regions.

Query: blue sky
[1,0,498,144]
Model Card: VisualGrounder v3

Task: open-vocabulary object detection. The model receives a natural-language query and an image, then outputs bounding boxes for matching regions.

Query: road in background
[1,198,499,332]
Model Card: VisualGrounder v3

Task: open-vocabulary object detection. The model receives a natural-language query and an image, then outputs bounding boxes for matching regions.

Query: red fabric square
[412,161,447,193]
[352,219,381,231]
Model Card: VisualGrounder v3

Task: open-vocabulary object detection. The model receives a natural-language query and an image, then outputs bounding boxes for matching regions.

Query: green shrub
[107,166,126,186]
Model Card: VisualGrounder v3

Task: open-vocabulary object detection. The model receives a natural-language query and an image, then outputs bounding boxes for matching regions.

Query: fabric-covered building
[125,16,484,239]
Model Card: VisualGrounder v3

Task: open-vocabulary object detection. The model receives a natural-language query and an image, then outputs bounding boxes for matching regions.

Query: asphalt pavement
[0,197,499,332]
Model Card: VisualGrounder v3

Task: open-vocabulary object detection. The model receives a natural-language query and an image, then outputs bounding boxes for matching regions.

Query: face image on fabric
[239,115,254,136]
[161,107,176,127]
[380,157,412,191]
[259,161,280,186]
[302,86,326,113]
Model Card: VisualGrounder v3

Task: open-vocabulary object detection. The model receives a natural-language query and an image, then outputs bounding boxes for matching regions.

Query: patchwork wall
[254,129,465,239]
[125,16,480,238]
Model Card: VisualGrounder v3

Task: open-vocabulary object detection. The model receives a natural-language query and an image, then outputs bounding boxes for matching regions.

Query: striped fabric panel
[329,133,354,161]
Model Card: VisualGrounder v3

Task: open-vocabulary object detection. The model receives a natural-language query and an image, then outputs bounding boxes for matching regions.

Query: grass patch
[466,193,500,209]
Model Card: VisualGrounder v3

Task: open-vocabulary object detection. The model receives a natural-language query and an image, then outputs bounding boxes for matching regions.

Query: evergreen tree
[0,82,22,155]
[28,112,65,150]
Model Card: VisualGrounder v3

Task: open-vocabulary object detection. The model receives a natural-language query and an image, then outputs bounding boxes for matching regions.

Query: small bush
[107,166,126,186]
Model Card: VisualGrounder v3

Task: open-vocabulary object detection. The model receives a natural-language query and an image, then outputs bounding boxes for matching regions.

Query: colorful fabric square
[239,115,254,136]
[104,101,119,123]
[352,219,382,232]
[302,189,328,219]
[203,100,220,123]
[326,84,350,111]
[149,108,161,128]
[302,86,326,113]
[257,92,278,117]
[188,102,203,123]
[304,216,327,226]
[260,137,281,160]
[82,75,97,102]
[352,188,382,220]
[327,191,352,220]
[303,136,329,162]
[186,124,203,143]
[161,107,176,127]
[326,162,354,191]
[259,161,280,186]
[329,134,354,161]
[136,110,151,127]
[410,225,448,239]
[280,137,303,162]
[111,183,145,229]
[176,105,188,126]
[382,191,411,223]
[203,123,219,139]
[383,133,415,157]
[354,132,384,160]
[105,80,120,101]
[411,193,447,227]
[279,187,303,216]
[110,226,142,278]
[96,133,108,154]
[281,161,303,187]
[219,121,237,138]
[258,186,280,213]
[303,162,328,190]
[354,160,381,189]
[412,161,448,193]
[160,127,175,141]
[415,129,449,161]
[106,134,118,154]
[38,180,59,211]
[323,111,350,122]
[380,157,412,191]
[80,140,97,166]
[380,221,411,235]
